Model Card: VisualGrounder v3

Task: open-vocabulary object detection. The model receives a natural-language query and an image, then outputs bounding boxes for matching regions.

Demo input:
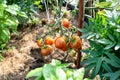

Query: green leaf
[102,73,112,77]
[105,52,120,65]
[5,4,20,15]
[17,11,28,18]
[110,70,120,80]
[104,43,116,50]
[35,76,44,80]
[84,78,92,80]
[42,64,57,80]
[104,58,120,68]
[107,33,116,42]
[96,39,112,45]
[81,58,97,65]
[50,59,61,66]
[0,27,10,43]
[0,4,4,17]
[80,32,93,39]
[65,69,73,79]
[95,2,112,8]
[94,58,102,76]
[56,67,66,80]
[114,43,120,50]
[102,62,112,72]
[26,68,42,79]
[73,68,85,80]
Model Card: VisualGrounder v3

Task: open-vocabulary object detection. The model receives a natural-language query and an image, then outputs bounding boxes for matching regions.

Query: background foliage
[81,1,120,79]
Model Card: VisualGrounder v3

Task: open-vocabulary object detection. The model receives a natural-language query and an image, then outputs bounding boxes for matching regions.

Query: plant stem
[76,0,84,68]
[44,0,50,23]
[58,0,64,36]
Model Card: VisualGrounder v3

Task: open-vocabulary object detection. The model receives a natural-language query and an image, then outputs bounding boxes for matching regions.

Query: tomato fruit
[36,39,43,47]
[45,37,54,45]
[62,18,70,28]
[41,45,54,56]
[54,37,68,51]
[70,35,82,50]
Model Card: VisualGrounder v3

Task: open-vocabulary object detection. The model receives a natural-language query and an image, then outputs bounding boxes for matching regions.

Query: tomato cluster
[36,35,81,56]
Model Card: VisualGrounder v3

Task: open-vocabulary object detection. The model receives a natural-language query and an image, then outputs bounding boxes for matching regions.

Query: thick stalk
[76,0,84,68]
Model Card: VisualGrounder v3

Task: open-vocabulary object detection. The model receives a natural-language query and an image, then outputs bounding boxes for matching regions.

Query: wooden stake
[76,0,84,68]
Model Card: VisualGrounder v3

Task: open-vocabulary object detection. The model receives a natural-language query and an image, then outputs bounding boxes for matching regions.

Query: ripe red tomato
[41,45,54,56]
[62,18,70,28]
[45,37,54,45]
[70,35,82,50]
[54,37,68,51]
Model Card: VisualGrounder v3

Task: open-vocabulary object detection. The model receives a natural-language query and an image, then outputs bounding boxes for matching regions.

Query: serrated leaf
[114,43,120,50]
[110,70,120,80]
[26,68,42,79]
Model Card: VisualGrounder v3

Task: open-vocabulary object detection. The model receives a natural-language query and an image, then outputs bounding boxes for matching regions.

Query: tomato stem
[58,0,64,35]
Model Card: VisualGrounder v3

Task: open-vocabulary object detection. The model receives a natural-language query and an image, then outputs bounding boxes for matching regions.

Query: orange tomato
[36,39,42,47]
[41,45,54,56]
[45,37,54,45]
[54,37,68,51]
[70,35,82,50]
[62,18,70,28]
